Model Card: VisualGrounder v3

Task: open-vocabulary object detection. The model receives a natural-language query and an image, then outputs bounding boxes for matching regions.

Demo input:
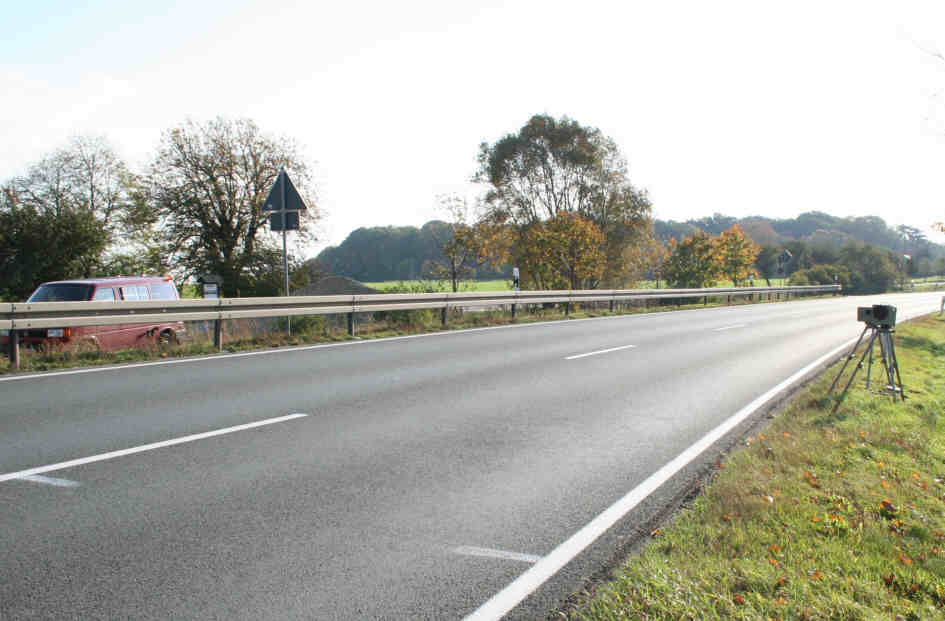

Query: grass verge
[570,314,945,620]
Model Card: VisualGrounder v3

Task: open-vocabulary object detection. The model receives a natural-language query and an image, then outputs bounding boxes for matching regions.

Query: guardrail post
[213,319,223,350]
[441,307,447,327]
[609,299,615,313]
[565,302,570,316]
[8,330,19,370]
[347,312,355,336]
[511,303,517,318]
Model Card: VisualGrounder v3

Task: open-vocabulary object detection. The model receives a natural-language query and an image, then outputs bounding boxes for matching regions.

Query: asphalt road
[1,292,941,620]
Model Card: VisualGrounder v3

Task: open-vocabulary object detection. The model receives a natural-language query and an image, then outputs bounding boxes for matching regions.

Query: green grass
[571,314,945,621]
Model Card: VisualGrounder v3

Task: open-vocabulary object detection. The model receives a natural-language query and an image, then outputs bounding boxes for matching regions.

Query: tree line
[5,113,943,302]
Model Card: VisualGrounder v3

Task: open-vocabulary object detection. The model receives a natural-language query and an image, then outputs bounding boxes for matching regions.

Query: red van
[1,276,187,351]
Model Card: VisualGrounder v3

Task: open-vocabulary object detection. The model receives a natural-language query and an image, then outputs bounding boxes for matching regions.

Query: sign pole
[280,168,291,336]
[262,166,306,339]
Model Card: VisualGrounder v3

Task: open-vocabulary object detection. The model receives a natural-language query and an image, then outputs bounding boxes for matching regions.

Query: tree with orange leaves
[715,224,760,286]
[524,212,606,289]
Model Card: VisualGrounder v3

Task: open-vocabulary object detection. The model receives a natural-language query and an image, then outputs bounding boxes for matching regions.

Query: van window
[28,284,94,302]
[120,286,139,301]
[150,281,177,300]
[92,287,116,301]
[136,285,150,300]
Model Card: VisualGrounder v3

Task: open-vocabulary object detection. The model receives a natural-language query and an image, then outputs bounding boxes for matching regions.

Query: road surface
[0,292,940,619]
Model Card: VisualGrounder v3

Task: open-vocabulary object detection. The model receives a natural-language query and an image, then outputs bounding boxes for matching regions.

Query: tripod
[827,324,906,414]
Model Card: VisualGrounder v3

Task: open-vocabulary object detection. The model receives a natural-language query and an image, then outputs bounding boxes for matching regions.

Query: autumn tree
[662,231,720,288]
[622,232,668,288]
[715,225,760,286]
[145,118,319,297]
[475,114,652,287]
[523,212,606,289]
[425,194,482,292]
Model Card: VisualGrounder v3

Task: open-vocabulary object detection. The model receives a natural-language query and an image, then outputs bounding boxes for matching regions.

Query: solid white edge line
[713,324,747,331]
[565,345,636,360]
[0,413,308,484]
[462,339,858,621]
[463,305,936,621]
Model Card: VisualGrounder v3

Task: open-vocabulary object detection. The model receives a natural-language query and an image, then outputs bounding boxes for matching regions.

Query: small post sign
[198,274,223,299]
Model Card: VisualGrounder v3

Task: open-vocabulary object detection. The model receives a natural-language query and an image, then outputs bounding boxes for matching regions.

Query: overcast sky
[3,0,945,253]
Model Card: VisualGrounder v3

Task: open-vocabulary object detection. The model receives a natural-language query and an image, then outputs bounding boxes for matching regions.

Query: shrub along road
[0,292,941,619]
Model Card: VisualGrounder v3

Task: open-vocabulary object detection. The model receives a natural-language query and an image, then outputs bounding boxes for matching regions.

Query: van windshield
[27,284,94,302]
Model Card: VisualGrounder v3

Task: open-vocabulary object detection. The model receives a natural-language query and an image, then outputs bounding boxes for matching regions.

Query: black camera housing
[857,304,896,329]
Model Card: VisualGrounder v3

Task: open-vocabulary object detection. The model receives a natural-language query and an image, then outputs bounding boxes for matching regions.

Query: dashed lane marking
[453,546,541,564]
[0,413,308,484]
[565,345,636,360]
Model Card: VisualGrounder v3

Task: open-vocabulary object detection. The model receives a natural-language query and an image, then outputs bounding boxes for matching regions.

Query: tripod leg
[883,332,906,401]
[832,331,877,415]
[866,329,875,389]
[891,343,906,400]
[828,326,870,395]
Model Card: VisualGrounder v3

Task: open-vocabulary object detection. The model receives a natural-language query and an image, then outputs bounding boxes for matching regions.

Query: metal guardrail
[2,285,840,368]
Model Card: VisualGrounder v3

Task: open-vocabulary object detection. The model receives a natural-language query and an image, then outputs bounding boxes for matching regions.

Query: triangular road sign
[262,169,307,212]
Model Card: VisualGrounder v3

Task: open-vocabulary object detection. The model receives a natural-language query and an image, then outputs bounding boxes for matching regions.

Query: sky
[3,0,945,255]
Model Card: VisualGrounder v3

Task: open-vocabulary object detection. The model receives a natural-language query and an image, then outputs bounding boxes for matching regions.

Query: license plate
[47,328,65,338]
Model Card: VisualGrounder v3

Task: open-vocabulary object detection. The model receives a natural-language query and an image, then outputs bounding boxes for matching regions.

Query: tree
[662,231,720,288]
[2,135,131,277]
[475,114,652,287]
[714,225,760,286]
[425,195,482,292]
[0,188,106,300]
[788,264,851,289]
[838,242,897,294]
[145,118,319,297]
[524,212,606,289]
[754,246,782,285]
[622,231,667,288]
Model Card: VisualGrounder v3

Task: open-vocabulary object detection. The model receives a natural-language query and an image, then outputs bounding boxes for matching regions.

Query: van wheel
[157,330,177,347]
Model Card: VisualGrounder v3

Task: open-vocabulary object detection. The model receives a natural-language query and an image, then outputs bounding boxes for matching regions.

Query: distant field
[362,278,791,291]
[363,280,511,292]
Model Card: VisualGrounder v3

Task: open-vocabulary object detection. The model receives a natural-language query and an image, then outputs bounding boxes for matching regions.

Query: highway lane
[0,292,941,619]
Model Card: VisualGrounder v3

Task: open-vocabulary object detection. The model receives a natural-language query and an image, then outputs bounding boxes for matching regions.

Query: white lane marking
[565,344,636,360]
[18,474,81,487]
[462,336,868,621]
[453,546,541,564]
[713,324,746,331]
[0,413,308,484]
